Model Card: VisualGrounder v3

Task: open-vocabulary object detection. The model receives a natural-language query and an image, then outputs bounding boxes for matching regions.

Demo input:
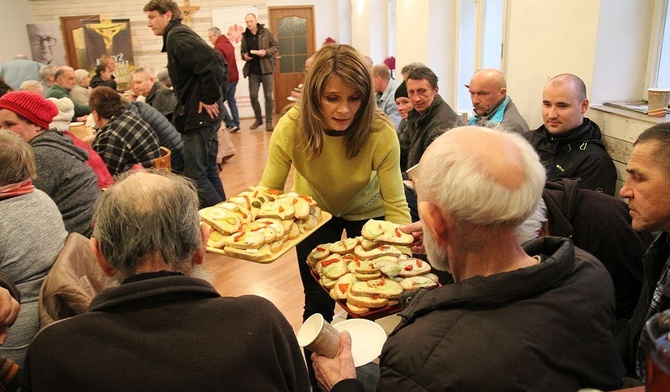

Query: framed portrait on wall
[26,23,67,66]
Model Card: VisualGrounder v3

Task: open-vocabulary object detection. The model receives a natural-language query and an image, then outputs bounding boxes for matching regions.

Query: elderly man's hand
[0,288,20,345]
[311,331,357,391]
[400,221,425,254]
[198,101,220,119]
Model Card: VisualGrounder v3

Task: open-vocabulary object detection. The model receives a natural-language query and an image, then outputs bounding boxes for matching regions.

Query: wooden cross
[181,0,200,27]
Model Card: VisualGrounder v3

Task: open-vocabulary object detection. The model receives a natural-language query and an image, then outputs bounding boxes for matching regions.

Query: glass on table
[645,309,670,391]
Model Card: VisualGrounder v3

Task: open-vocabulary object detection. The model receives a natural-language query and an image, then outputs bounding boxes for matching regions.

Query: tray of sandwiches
[308,219,439,320]
[200,186,331,263]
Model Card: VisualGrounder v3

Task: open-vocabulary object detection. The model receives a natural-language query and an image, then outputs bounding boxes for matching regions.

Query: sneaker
[266,124,274,131]
[249,120,263,130]
[227,125,240,133]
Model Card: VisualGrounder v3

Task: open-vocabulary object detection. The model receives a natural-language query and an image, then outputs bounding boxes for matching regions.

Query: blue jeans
[222,81,239,128]
[182,122,226,208]
[248,73,274,124]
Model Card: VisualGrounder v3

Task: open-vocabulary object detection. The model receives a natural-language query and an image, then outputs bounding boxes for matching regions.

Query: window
[456,0,505,112]
[656,1,670,88]
[648,0,670,91]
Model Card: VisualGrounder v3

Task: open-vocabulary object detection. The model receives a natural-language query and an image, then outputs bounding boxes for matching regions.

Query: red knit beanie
[0,91,59,130]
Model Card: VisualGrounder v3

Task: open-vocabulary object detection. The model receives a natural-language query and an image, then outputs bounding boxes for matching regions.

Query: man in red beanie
[0,91,99,236]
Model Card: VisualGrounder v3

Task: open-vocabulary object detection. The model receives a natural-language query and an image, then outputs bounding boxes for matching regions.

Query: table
[69,124,95,144]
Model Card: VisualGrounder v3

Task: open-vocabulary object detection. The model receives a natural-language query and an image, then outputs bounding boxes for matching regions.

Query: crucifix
[85,19,127,54]
[181,0,200,27]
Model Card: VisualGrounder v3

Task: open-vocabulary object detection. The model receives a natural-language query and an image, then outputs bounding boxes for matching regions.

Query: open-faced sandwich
[308,232,438,316]
[361,219,414,245]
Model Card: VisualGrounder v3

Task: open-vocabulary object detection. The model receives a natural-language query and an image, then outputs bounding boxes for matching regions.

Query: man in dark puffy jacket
[313,127,625,392]
[517,178,653,320]
[525,74,617,195]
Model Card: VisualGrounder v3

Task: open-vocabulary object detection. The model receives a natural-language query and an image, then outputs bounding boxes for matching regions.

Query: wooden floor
[205,117,306,332]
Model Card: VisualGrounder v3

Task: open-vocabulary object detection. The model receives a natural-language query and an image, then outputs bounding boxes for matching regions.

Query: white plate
[333,319,387,367]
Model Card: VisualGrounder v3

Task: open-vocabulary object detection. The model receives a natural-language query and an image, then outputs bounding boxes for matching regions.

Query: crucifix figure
[85,19,127,54]
[181,0,200,27]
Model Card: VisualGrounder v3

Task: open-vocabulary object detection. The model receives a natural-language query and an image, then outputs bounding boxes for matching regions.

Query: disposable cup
[297,313,341,358]
[648,88,670,117]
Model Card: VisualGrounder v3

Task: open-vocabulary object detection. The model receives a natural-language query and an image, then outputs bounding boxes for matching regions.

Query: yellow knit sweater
[260,107,411,225]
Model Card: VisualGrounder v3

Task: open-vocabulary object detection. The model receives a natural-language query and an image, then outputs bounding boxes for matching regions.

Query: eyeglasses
[32,36,57,47]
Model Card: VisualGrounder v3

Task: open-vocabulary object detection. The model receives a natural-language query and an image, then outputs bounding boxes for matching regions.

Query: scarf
[0,179,35,200]
[469,96,511,125]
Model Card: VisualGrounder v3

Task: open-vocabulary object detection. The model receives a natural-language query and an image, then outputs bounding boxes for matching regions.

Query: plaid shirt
[92,109,160,176]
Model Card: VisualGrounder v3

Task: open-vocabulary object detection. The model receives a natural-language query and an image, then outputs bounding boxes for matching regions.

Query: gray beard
[422,220,450,272]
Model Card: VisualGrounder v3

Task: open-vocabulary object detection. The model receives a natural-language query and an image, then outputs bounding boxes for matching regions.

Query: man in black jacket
[312,127,625,392]
[400,66,461,221]
[21,171,311,391]
[517,178,653,319]
[144,0,227,207]
[525,74,617,195]
[617,122,670,382]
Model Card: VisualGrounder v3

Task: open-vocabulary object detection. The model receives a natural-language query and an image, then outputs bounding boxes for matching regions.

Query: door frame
[268,6,316,114]
[60,15,99,69]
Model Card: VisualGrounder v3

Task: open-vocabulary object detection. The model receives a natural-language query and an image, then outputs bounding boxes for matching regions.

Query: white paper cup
[297,313,341,358]
[648,88,670,117]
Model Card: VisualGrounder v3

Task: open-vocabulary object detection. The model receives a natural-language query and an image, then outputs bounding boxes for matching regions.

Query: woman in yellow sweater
[259,44,410,325]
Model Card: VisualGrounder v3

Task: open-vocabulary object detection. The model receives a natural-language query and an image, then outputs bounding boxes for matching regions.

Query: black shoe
[227,125,240,133]
[250,120,263,130]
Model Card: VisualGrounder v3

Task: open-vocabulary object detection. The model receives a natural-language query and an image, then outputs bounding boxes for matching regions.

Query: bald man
[526,73,616,195]
[467,68,529,135]
[312,127,625,391]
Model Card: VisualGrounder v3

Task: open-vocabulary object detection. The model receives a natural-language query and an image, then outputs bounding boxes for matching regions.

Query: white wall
[351,0,372,57]
[505,0,601,129]
[395,0,430,75]
[428,0,458,107]
[591,0,654,104]
[0,0,35,63]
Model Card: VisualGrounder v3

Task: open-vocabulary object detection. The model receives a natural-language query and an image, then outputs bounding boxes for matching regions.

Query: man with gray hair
[46,66,90,119]
[21,171,311,391]
[400,62,425,81]
[617,122,670,382]
[38,64,55,97]
[312,127,625,391]
[130,67,177,119]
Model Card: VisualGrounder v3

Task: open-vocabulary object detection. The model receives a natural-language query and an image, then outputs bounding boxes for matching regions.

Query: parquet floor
[206,118,306,332]
[207,117,399,336]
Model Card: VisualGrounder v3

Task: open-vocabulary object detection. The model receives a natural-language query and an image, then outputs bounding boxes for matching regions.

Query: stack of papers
[603,100,670,115]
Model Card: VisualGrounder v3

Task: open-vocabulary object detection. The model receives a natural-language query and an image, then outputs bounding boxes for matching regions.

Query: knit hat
[0,91,58,130]
[394,81,408,100]
[47,97,75,131]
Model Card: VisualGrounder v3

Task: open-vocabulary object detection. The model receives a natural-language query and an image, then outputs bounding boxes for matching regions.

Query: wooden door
[268,7,315,114]
[60,15,99,69]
